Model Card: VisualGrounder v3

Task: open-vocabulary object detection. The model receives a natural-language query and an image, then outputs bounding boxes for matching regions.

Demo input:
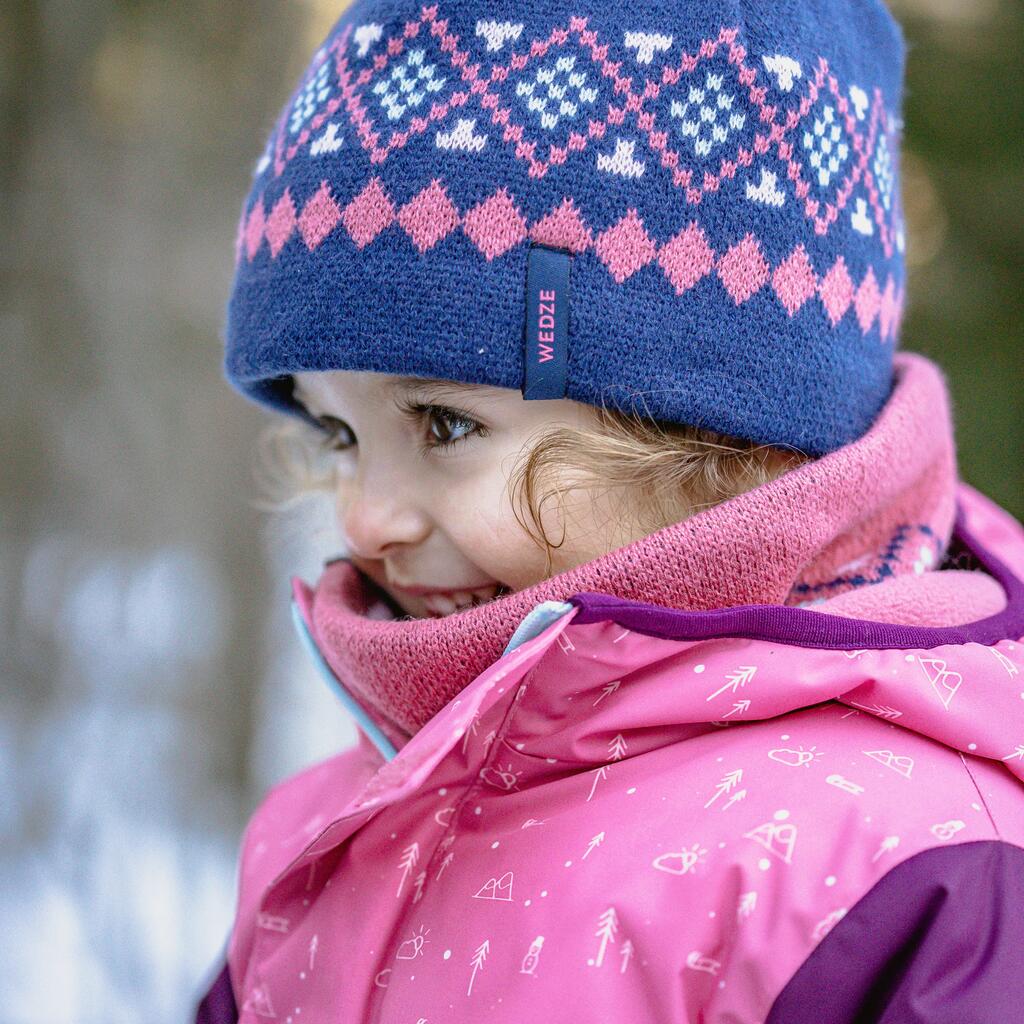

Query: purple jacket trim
[194,961,237,1024]
[766,840,1024,1023]
[568,505,1024,650]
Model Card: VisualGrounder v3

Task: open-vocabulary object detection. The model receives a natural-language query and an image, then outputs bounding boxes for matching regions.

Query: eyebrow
[292,373,496,420]
[380,376,503,407]
[382,376,497,400]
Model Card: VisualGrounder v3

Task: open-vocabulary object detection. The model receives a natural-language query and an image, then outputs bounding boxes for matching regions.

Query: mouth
[351,561,516,620]
[421,583,514,618]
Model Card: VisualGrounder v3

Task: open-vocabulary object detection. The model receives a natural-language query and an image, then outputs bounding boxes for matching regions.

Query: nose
[336,470,431,560]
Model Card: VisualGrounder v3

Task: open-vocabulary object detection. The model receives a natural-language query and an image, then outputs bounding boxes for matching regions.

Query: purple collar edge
[567,504,1024,650]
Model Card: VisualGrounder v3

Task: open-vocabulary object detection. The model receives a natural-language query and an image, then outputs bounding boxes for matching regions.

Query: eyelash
[318,400,487,456]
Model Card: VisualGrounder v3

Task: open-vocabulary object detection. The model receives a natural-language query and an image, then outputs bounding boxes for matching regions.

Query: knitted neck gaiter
[293,353,957,747]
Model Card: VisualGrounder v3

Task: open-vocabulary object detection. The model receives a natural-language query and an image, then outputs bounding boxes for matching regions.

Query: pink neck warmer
[293,353,958,747]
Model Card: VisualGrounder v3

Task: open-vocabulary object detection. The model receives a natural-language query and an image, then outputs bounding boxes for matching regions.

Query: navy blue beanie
[225,0,908,456]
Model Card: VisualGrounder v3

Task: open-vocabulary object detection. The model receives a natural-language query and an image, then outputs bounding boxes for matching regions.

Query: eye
[317,403,488,456]
[424,406,481,449]
[396,398,488,455]
[317,415,356,452]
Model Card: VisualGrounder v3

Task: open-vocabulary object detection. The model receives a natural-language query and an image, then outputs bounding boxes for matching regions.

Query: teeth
[423,593,457,615]
[422,585,502,616]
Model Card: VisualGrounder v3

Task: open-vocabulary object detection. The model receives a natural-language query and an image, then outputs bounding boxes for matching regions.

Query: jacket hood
[284,482,1024,833]
[291,352,985,747]
[560,487,1024,768]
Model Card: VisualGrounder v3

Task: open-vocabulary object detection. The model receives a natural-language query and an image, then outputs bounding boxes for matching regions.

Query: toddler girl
[197,0,1024,1020]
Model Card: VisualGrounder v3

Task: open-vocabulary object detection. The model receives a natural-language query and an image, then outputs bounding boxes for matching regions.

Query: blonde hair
[253,397,810,579]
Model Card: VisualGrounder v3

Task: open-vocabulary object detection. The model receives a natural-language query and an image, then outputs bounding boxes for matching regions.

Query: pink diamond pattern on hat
[819,256,855,326]
[342,177,396,249]
[879,275,902,343]
[461,187,529,260]
[854,265,882,333]
[234,212,246,267]
[595,209,657,284]
[270,14,901,262]
[529,198,594,254]
[298,182,342,250]
[717,233,769,305]
[265,189,297,258]
[772,244,819,317]
[241,174,904,339]
[244,199,266,261]
[398,178,460,253]
[658,222,716,296]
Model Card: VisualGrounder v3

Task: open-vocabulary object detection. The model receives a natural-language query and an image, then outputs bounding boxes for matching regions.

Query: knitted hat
[225,0,907,456]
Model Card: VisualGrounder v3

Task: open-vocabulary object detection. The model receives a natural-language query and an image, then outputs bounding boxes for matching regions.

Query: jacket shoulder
[767,839,1024,1022]
[193,959,236,1024]
[239,736,380,892]
[960,483,1024,576]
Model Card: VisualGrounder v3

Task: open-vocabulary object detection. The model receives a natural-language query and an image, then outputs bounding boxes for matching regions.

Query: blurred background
[1,0,1020,1020]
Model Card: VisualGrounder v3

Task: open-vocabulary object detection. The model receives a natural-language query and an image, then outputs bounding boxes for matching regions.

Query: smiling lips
[421,584,508,617]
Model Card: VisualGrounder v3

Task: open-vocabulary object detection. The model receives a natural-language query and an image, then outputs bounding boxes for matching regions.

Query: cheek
[437,476,552,590]
[331,472,356,520]
[493,482,641,587]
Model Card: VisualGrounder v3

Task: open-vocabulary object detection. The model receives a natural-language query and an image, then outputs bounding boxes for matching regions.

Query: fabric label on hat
[522,243,570,400]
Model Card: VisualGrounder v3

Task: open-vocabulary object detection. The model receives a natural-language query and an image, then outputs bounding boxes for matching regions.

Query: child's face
[292,370,639,619]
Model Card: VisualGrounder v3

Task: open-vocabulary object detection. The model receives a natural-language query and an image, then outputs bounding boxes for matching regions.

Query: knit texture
[293,352,958,743]
[823,569,1005,627]
[226,0,908,455]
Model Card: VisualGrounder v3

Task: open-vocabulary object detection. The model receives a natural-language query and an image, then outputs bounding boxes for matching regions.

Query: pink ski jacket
[196,365,1024,1023]
[193,354,1024,1024]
